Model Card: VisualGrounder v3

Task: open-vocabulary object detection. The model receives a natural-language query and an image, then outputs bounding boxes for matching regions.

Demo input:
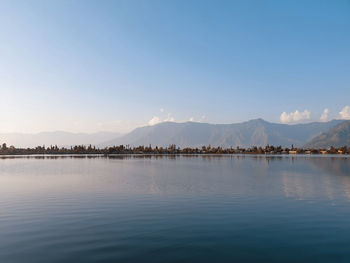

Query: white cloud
[280,109,311,124]
[189,115,207,122]
[188,115,206,123]
[164,113,175,122]
[320,108,329,122]
[160,108,164,113]
[148,113,207,126]
[339,105,350,120]
[148,113,175,126]
[148,116,161,126]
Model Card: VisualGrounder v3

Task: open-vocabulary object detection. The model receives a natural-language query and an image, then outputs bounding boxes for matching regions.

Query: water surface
[1,155,350,262]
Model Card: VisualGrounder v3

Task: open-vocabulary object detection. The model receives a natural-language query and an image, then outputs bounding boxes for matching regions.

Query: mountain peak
[248,118,268,124]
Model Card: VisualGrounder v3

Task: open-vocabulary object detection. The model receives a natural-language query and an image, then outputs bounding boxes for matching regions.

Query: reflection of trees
[308,157,350,177]
[2,154,349,202]
[280,157,350,201]
[308,157,350,201]
[281,172,307,199]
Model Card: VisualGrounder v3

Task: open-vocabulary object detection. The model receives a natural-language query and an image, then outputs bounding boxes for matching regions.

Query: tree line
[0,143,349,155]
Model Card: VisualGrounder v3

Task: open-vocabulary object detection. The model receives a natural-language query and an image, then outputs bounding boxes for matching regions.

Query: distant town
[0,143,349,155]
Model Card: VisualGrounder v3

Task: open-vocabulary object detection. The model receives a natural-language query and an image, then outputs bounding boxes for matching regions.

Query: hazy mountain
[304,120,350,148]
[101,119,343,148]
[0,131,121,148]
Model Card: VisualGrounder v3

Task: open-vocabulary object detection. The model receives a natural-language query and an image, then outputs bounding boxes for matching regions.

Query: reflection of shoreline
[2,154,350,202]
[309,157,350,202]
[0,154,349,160]
[282,172,306,200]
[281,157,350,202]
[308,157,350,178]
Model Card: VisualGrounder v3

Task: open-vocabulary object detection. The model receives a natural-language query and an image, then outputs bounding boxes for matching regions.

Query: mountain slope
[0,131,121,148]
[304,120,350,148]
[102,119,343,148]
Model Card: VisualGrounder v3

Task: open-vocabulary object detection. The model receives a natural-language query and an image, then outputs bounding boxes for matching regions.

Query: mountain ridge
[3,119,347,148]
[304,120,350,148]
[101,119,344,148]
[0,131,122,148]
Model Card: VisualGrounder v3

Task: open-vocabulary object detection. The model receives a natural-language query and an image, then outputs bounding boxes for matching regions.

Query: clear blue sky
[1,0,349,133]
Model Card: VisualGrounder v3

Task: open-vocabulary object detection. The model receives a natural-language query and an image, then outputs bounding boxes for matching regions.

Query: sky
[0,0,349,133]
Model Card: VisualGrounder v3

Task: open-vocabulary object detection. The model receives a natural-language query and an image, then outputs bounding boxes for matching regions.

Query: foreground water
[1,155,350,263]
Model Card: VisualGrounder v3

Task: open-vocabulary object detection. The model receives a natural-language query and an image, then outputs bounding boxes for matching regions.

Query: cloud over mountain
[148,116,162,126]
[320,108,329,122]
[148,113,175,126]
[339,106,350,120]
[280,110,311,124]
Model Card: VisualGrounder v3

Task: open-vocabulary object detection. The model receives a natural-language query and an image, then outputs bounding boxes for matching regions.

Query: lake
[1,155,350,263]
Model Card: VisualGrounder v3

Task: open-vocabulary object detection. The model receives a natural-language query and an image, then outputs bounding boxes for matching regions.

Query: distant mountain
[101,119,343,148]
[0,131,121,148]
[304,120,350,148]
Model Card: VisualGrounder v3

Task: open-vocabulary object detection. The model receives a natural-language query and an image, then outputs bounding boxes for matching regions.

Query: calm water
[1,155,350,263]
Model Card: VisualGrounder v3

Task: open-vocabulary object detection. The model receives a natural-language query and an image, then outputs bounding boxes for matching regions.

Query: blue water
[1,155,350,262]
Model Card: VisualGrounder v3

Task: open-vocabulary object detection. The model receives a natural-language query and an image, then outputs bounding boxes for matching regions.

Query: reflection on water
[0,155,350,263]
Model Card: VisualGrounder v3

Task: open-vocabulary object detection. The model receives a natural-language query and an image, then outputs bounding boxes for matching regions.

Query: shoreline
[0,153,349,158]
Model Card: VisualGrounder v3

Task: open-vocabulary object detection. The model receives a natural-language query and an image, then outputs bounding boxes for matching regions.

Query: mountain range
[0,131,121,148]
[304,120,350,148]
[2,119,349,149]
[101,119,344,148]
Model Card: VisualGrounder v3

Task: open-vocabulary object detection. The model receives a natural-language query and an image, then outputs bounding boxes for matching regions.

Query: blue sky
[1,0,349,133]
